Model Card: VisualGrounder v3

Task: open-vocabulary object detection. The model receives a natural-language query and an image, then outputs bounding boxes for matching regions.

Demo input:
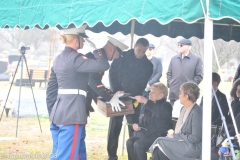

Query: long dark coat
[136,98,172,139]
[167,52,203,101]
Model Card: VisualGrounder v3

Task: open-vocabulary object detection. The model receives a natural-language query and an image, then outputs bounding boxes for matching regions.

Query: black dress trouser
[126,136,157,160]
[152,148,170,160]
[107,105,141,160]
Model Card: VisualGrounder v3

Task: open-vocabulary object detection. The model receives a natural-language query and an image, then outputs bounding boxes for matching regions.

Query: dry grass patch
[0,112,129,160]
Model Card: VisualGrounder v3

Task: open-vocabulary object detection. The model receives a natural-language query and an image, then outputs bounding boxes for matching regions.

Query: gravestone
[11,96,48,117]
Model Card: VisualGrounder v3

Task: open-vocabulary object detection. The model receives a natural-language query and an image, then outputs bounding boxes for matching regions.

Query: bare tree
[190,37,204,62]
[46,28,62,78]
[0,28,23,49]
[212,39,240,71]
[0,28,50,51]
[161,36,182,53]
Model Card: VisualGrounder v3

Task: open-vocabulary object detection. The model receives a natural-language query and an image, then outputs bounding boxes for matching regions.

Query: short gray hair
[152,82,168,99]
[180,82,200,103]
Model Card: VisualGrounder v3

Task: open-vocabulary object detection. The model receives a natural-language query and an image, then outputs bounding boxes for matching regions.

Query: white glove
[109,93,125,112]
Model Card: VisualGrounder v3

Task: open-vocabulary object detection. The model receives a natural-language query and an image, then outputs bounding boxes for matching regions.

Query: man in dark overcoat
[167,39,203,106]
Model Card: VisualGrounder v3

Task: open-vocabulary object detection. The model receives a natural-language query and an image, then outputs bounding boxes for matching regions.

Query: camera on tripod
[20,46,30,55]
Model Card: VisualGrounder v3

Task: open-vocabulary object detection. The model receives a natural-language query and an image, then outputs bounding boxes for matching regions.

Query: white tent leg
[120,19,136,156]
[202,9,213,160]
[212,43,221,71]
[121,116,127,155]
[130,19,135,48]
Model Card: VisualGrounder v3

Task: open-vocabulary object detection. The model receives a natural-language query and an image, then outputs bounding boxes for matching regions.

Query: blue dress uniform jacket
[85,49,113,116]
[88,49,113,102]
[46,47,109,125]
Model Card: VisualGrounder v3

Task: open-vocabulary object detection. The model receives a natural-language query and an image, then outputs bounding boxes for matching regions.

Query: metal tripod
[0,46,42,137]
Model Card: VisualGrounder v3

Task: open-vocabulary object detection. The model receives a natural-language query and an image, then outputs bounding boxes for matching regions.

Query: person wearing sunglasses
[167,38,203,106]
[86,36,129,115]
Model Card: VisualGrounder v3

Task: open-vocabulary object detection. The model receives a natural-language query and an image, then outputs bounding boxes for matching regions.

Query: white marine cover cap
[108,36,128,51]
[62,24,88,38]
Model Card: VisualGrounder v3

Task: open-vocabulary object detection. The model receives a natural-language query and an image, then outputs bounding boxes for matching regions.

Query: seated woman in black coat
[126,82,172,160]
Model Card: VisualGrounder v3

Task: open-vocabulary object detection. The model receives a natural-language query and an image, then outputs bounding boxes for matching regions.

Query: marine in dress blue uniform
[46,24,109,160]
[86,36,129,115]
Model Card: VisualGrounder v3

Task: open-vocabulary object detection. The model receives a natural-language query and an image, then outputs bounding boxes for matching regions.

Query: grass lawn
[0,81,233,159]
[0,107,130,160]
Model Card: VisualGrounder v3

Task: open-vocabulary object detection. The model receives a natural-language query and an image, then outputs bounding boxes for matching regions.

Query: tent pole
[130,19,135,48]
[120,19,136,156]
[212,43,221,71]
[202,0,213,159]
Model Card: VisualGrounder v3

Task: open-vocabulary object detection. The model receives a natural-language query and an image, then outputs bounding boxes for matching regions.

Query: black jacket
[135,98,172,139]
[200,90,230,125]
[230,99,240,122]
[109,49,153,96]
[228,99,240,136]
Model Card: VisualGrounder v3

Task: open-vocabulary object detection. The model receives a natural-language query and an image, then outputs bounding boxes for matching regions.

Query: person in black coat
[126,82,172,160]
[200,72,230,125]
[228,78,240,136]
[211,79,240,160]
[107,38,153,160]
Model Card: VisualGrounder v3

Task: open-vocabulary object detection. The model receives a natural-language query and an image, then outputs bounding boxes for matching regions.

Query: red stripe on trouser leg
[70,124,79,160]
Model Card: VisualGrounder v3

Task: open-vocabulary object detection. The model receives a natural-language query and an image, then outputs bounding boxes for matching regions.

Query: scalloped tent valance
[1,0,240,41]
[0,0,205,28]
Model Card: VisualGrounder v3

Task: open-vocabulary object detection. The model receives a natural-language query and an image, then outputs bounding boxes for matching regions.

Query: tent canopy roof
[1,0,240,41]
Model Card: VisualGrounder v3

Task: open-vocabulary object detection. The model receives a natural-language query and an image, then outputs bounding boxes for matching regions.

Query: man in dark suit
[200,72,230,125]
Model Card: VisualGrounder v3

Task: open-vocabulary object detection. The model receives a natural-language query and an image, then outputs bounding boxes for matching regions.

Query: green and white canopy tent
[1,0,240,159]
[1,0,240,41]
